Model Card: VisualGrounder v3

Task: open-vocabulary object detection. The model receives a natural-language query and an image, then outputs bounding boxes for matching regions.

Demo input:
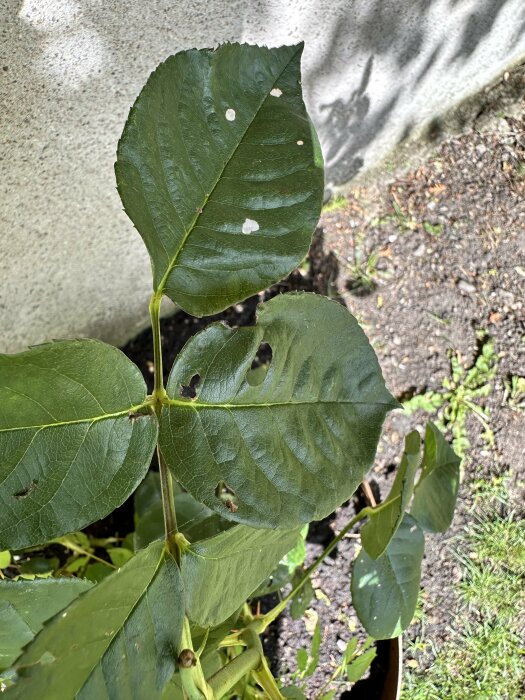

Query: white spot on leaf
[225,108,236,121]
[297,140,304,146]
[242,218,259,234]
[270,88,282,97]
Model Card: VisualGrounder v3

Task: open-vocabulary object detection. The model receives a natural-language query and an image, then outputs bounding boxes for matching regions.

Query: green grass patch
[403,513,525,699]
[322,194,347,213]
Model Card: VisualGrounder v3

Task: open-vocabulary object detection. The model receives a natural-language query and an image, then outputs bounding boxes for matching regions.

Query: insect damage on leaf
[180,374,201,399]
[13,480,38,499]
[215,481,239,513]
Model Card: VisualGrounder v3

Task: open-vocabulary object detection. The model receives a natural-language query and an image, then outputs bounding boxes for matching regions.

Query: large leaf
[360,431,421,559]
[9,541,183,699]
[351,515,424,639]
[411,422,460,532]
[181,524,299,627]
[159,293,398,529]
[0,578,92,671]
[0,340,157,549]
[116,43,324,316]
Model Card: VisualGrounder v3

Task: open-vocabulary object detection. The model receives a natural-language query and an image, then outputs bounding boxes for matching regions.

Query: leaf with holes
[360,430,421,559]
[159,293,399,529]
[8,541,183,699]
[0,578,92,671]
[116,42,323,316]
[181,524,299,627]
[352,514,424,639]
[0,340,158,549]
[411,422,460,532]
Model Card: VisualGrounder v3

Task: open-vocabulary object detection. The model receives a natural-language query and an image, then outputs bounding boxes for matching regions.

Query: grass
[403,495,525,700]
[322,194,347,213]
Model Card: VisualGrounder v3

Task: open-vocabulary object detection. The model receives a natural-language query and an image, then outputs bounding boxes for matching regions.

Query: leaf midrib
[166,398,398,410]
[154,45,302,296]
[0,401,150,434]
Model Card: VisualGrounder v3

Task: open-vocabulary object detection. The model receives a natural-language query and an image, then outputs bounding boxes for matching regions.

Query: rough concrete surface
[1,0,524,352]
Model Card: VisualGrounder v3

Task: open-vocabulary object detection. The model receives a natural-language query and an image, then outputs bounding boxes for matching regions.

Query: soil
[118,65,523,697]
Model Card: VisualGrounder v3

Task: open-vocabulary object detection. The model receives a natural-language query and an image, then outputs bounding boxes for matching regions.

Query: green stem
[149,293,178,550]
[258,509,367,632]
[207,627,263,698]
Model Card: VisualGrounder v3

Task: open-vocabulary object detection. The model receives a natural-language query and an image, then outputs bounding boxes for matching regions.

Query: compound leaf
[0,340,158,549]
[9,541,183,700]
[159,293,398,529]
[352,514,424,639]
[411,422,460,532]
[181,524,299,627]
[116,43,323,316]
[0,578,92,671]
[360,430,421,559]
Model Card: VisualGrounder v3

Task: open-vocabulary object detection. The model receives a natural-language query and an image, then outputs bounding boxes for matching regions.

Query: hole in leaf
[242,218,259,234]
[246,342,273,387]
[297,140,304,146]
[13,480,38,499]
[180,374,201,399]
[225,108,236,121]
[270,88,282,97]
[215,481,238,513]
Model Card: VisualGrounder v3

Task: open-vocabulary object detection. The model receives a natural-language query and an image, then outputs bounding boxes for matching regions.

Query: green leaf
[360,431,421,559]
[0,339,158,549]
[116,43,324,317]
[282,686,307,699]
[296,648,309,674]
[351,514,424,639]
[9,541,183,699]
[107,548,134,568]
[284,525,308,573]
[290,574,314,620]
[181,524,299,627]
[0,578,92,671]
[346,647,376,683]
[134,488,232,551]
[0,551,11,569]
[411,422,460,532]
[160,294,398,529]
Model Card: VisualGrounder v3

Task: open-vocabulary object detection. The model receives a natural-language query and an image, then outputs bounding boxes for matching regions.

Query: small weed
[322,194,347,213]
[422,221,443,236]
[503,375,525,410]
[391,199,418,232]
[404,331,498,458]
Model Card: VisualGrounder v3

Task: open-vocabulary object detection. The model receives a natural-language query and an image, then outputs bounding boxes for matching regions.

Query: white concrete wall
[1,0,524,352]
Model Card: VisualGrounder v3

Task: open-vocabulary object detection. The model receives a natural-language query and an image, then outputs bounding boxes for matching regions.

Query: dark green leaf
[160,294,398,529]
[134,490,232,551]
[251,563,292,597]
[0,578,92,671]
[116,43,324,317]
[9,541,183,699]
[290,574,314,620]
[411,422,460,532]
[346,647,376,683]
[181,524,299,627]
[133,472,164,520]
[0,340,158,549]
[352,515,424,639]
[360,431,421,558]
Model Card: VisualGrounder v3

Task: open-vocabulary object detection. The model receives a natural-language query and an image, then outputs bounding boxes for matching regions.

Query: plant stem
[149,292,166,400]
[258,509,367,632]
[149,292,178,549]
[207,627,263,697]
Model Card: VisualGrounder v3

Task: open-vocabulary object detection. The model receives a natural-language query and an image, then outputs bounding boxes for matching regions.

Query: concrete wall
[1,0,524,353]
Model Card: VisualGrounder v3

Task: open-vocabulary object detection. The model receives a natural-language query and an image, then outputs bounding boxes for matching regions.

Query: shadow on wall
[282,0,519,185]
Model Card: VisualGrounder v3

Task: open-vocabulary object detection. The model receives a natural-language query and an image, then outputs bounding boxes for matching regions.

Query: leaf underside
[0,578,92,671]
[181,524,299,627]
[0,340,158,549]
[116,42,324,316]
[360,430,421,559]
[411,422,460,532]
[160,293,398,529]
[9,542,183,700]
[352,514,424,639]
